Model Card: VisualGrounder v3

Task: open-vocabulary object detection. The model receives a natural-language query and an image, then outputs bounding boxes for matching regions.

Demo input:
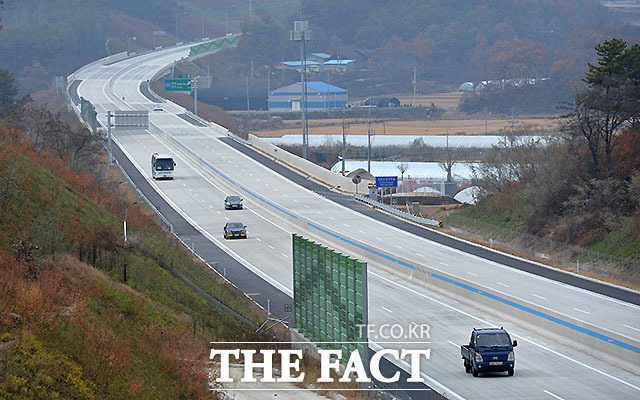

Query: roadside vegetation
[0,67,271,398]
[464,39,640,272]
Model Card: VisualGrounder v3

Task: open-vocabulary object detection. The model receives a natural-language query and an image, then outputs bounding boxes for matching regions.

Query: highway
[72,45,640,399]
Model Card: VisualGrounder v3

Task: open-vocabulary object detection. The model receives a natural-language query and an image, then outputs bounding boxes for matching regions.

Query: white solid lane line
[369,270,640,392]
[446,340,459,348]
[574,308,591,315]
[382,306,393,314]
[543,390,565,400]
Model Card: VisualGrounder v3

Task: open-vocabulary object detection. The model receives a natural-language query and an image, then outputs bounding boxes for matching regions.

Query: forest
[1,0,639,104]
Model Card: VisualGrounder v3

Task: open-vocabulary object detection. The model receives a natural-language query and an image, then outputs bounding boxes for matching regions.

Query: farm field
[253,116,560,137]
[252,91,561,138]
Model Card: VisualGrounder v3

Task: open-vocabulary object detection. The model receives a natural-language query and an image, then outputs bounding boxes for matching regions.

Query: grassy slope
[0,144,261,398]
[453,191,640,267]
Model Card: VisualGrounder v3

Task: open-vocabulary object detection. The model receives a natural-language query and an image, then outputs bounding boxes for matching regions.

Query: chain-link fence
[443,214,640,285]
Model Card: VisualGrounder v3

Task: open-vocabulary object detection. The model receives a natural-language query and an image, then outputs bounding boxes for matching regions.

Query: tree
[0,69,30,120]
[396,162,409,180]
[409,32,435,75]
[565,38,640,177]
[486,39,546,80]
[236,9,288,69]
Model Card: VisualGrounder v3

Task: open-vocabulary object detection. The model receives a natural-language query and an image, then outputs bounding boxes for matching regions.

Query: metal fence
[292,234,368,358]
[443,214,640,285]
[354,194,441,227]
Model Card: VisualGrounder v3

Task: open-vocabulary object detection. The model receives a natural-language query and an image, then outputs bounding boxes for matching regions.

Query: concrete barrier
[283,216,640,371]
[67,49,639,372]
[249,134,373,194]
[149,119,640,370]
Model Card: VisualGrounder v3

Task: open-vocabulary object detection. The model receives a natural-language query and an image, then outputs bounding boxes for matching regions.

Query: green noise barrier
[188,34,240,58]
[292,234,368,358]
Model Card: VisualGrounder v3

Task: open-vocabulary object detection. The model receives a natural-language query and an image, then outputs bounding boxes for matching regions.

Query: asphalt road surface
[72,45,640,399]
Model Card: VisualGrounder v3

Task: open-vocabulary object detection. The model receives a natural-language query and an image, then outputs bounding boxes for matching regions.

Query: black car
[224,195,243,210]
[223,222,247,239]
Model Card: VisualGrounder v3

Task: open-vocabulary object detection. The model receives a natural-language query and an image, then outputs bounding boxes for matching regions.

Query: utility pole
[246,76,250,113]
[290,21,312,159]
[107,111,113,166]
[267,66,271,119]
[342,112,347,176]
[225,8,229,35]
[367,109,371,173]
[194,77,199,117]
[446,127,451,182]
[413,65,417,107]
[485,105,488,134]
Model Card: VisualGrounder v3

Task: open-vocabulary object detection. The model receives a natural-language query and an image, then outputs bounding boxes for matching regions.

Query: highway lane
[74,46,640,399]
[99,124,640,399]
[141,117,640,345]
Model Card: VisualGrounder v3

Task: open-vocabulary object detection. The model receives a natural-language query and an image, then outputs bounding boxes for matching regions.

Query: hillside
[0,125,263,398]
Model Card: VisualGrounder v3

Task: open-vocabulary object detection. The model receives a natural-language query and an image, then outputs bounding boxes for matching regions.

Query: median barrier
[284,215,640,371]
[248,134,372,194]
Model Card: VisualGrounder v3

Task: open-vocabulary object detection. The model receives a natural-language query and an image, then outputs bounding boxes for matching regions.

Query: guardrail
[112,156,174,233]
[354,194,441,227]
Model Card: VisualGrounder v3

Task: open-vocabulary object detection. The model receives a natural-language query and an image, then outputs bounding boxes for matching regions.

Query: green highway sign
[164,78,191,92]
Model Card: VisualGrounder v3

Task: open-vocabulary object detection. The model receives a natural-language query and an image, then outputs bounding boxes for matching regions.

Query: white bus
[151,153,176,180]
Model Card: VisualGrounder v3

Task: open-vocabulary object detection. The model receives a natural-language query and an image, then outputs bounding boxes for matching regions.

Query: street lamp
[264,65,271,118]
[290,21,312,160]
[201,9,214,39]
[127,35,136,56]
[176,12,187,45]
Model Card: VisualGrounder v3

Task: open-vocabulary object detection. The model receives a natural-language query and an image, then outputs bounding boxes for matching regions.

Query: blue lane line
[149,122,640,356]
[306,221,416,270]
[239,187,299,220]
[432,273,640,355]
[151,123,299,221]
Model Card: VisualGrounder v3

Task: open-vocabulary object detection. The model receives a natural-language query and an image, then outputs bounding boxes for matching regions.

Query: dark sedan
[224,195,243,210]
[223,222,247,239]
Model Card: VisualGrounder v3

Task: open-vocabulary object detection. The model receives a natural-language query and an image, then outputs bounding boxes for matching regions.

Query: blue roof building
[269,81,348,112]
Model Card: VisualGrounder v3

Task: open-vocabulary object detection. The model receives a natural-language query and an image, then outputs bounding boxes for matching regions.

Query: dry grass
[254,116,560,137]
[252,91,561,137]
[439,227,640,292]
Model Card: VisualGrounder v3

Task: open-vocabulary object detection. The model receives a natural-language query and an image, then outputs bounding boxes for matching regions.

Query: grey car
[224,195,243,210]
[223,222,247,239]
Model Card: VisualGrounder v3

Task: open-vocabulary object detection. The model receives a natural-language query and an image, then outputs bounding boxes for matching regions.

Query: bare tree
[396,162,409,180]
